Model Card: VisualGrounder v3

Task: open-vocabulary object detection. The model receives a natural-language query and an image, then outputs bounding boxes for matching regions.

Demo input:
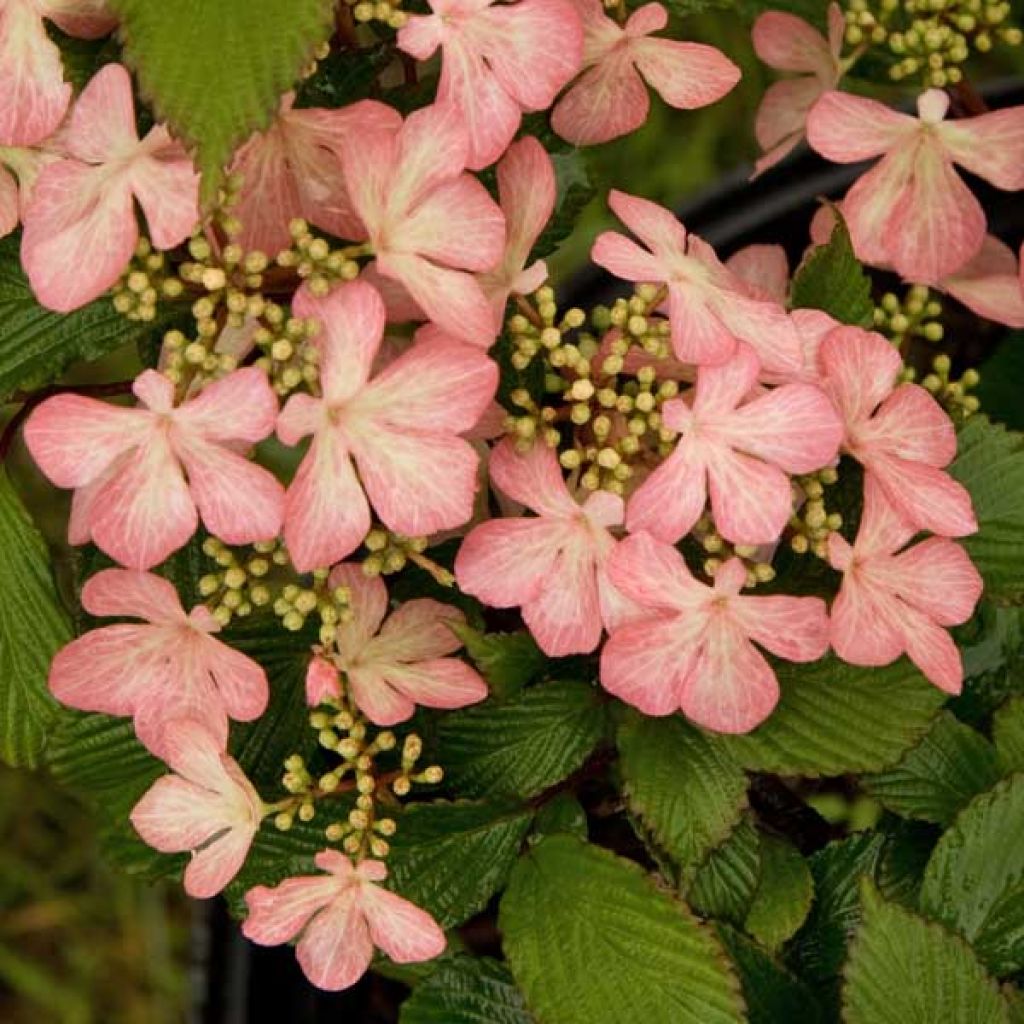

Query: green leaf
[438,682,606,800]
[618,711,748,879]
[0,470,72,767]
[976,335,1024,432]
[399,955,533,1024]
[789,213,874,327]
[863,712,1002,825]
[877,819,940,910]
[744,835,813,952]
[448,624,547,701]
[843,882,1008,1024]
[994,697,1024,773]
[723,656,944,777]
[531,792,588,841]
[688,817,762,926]
[500,835,745,1024]
[950,417,1024,604]
[920,774,1024,975]
[952,603,1024,726]
[110,0,336,201]
[531,151,595,262]
[296,44,391,110]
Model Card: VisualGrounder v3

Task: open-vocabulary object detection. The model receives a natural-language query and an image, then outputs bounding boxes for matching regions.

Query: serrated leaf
[744,835,813,952]
[448,624,547,701]
[618,711,748,879]
[952,603,1024,726]
[688,817,762,926]
[843,882,1008,1024]
[863,712,1002,825]
[994,697,1024,773]
[531,792,588,841]
[399,955,533,1024]
[111,0,336,201]
[723,656,944,777]
[920,774,1024,975]
[877,819,941,909]
[438,682,606,800]
[0,470,72,767]
[500,835,745,1024]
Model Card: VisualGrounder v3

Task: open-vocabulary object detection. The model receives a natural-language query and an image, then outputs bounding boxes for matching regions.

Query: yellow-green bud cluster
[361,529,456,587]
[345,0,408,29]
[112,237,183,322]
[273,573,353,644]
[789,467,843,559]
[199,537,288,625]
[275,219,364,299]
[692,516,777,587]
[921,352,981,422]
[873,285,944,353]
[252,303,321,397]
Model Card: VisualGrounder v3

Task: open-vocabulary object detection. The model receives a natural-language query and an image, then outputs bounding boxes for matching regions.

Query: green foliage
[399,956,532,1024]
[744,835,814,952]
[688,817,763,926]
[448,624,547,701]
[532,151,596,262]
[296,44,392,109]
[500,834,745,1024]
[994,697,1024,773]
[976,335,1024,432]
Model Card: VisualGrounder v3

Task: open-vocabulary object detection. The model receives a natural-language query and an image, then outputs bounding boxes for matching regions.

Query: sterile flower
[398,0,582,170]
[48,570,269,756]
[20,63,200,311]
[552,0,739,147]
[130,718,262,898]
[725,243,789,304]
[601,532,829,733]
[455,438,638,656]
[819,325,976,537]
[806,89,1024,282]
[243,850,446,992]
[828,476,983,693]
[276,281,497,572]
[941,236,1024,329]
[627,343,843,545]
[25,367,283,569]
[592,189,802,371]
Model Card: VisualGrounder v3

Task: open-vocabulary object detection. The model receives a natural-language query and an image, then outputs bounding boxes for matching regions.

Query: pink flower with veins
[0,0,115,146]
[20,63,200,312]
[340,102,505,346]
[725,243,789,304]
[601,532,829,733]
[751,4,845,175]
[455,438,640,657]
[228,95,401,258]
[592,190,803,372]
[828,476,983,694]
[819,325,976,538]
[243,850,445,992]
[276,281,497,572]
[806,89,1024,283]
[130,718,263,899]
[303,563,487,725]
[0,144,56,238]
[397,0,581,170]
[25,367,284,569]
[48,570,269,757]
[552,0,739,147]
[627,343,843,545]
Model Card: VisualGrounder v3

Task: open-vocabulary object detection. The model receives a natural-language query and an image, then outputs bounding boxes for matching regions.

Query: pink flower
[309,563,487,725]
[48,570,269,756]
[398,0,582,170]
[25,367,283,569]
[276,281,497,572]
[806,89,1024,282]
[131,718,262,899]
[828,476,983,693]
[340,102,505,345]
[752,4,844,175]
[592,189,802,371]
[725,243,789,304]
[0,144,55,238]
[601,532,829,733]
[20,63,199,311]
[305,654,341,706]
[229,95,401,257]
[0,0,115,146]
[819,325,976,537]
[552,0,739,147]
[941,236,1024,329]
[243,850,445,992]
[455,438,638,656]
[627,343,843,545]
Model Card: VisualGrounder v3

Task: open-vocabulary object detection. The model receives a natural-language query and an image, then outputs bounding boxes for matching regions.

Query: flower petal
[858,383,956,467]
[183,825,254,899]
[175,366,279,444]
[625,442,708,543]
[367,599,465,662]
[900,606,963,695]
[330,563,389,653]
[359,883,446,963]
[633,38,739,110]
[752,10,834,76]
[552,52,649,146]
[806,90,916,162]
[942,236,1024,328]
[732,594,829,662]
[295,891,374,992]
[819,325,901,426]
[867,456,977,539]
[81,567,184,623]
[199,634,269,722]
[706,445,794,545]
[488,437,577,517]
[243,876,341,946]
[374,659,488,710]
[938,106,1024,190]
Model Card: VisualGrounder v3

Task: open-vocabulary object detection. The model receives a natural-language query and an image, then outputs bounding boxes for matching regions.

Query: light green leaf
[688,817,762,926]
[994,697,1024,774]
[448,624,547,701]
[399,955,533,1024]
[500,835,745,1024]
[744,835,813,951]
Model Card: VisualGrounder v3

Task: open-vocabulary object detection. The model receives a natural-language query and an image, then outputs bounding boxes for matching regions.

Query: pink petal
[372,658,488,710]
[819,325,901,426]
[551,52,649,146]
[359,883,446,963]
[606,530,708,613]
[296,892,374,992]
[859,383,955,467]
[851,474,917,559]
[368,598,465,662]
[591,229,664,282]
[130,775,230,853]
[667,283,738,365]
[706,445,795,545]
[128,143,200,250]
[624,1,666,34]
[726,244,789,304]
[199,635,269,722]
[868,456,977,538]
[306,656,342,706]
[175,366,279,444]
[806,90,916,162]
[839,150,916,270]
[0,163,19,237]
[81,567,184,623]
[390,102,469,212]
[942,236,1024,328]
[633,38,739,110]
[608,188,687,257]
[625,442,708,543]
[753,77,824,175]
[488,438,577,517]
[732,593,829,662]
[829,573,905,667]
[63,63,137,162]
[330,564,389,654]
[38,0,116,39]
[347,666,418,726]
[243,875,341,946]
[184,826,254,899]
[900,606,963,695]
[752,10,835,76]
[397,13,443,60]
[887,537,983,626]
[938,106,1024,190]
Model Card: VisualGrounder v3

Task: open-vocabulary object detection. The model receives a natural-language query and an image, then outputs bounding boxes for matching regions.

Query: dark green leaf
[744,835,813,951]
[448,624,547,701]
[530,792,587,841]
[688,817,762,926]
[994,697,1024,773]
[296,44,392,109]
[877,819,940,909]
[976,335,1024,432]
[531,151,595,262]
[400,955,533,1024]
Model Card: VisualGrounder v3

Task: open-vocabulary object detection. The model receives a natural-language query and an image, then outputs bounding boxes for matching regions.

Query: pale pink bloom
[20,63,199,311]
[130,718,262,898]
[340,102,505,345]
[48,570,269,756]
[819,325,976,537]
[229,95,401,257]
[752,4,844,175]
[725,243,789,304]
[941,235,1024,329]
[0,144,55,237]
[552,0,739,147]
[243,850,445,992]
[627,343,842,545]
[455,438,639,656]
[806,89,1024,283]
[25,367,284,569]
[398,0,582,170]
[478,137,555,331]
[276,281,497,572]
[0,0,114,146]
[601,532,829,733]
[592,189,802,371]
[828,476,982,693]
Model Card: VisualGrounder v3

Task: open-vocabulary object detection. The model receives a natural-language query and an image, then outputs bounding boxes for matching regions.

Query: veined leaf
[688,817,763,926]
[744,835,813,951]
[399,955,533,1024]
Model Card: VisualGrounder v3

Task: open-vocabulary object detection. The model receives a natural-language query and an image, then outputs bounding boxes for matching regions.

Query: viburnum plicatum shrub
[5,0,1024,1018]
